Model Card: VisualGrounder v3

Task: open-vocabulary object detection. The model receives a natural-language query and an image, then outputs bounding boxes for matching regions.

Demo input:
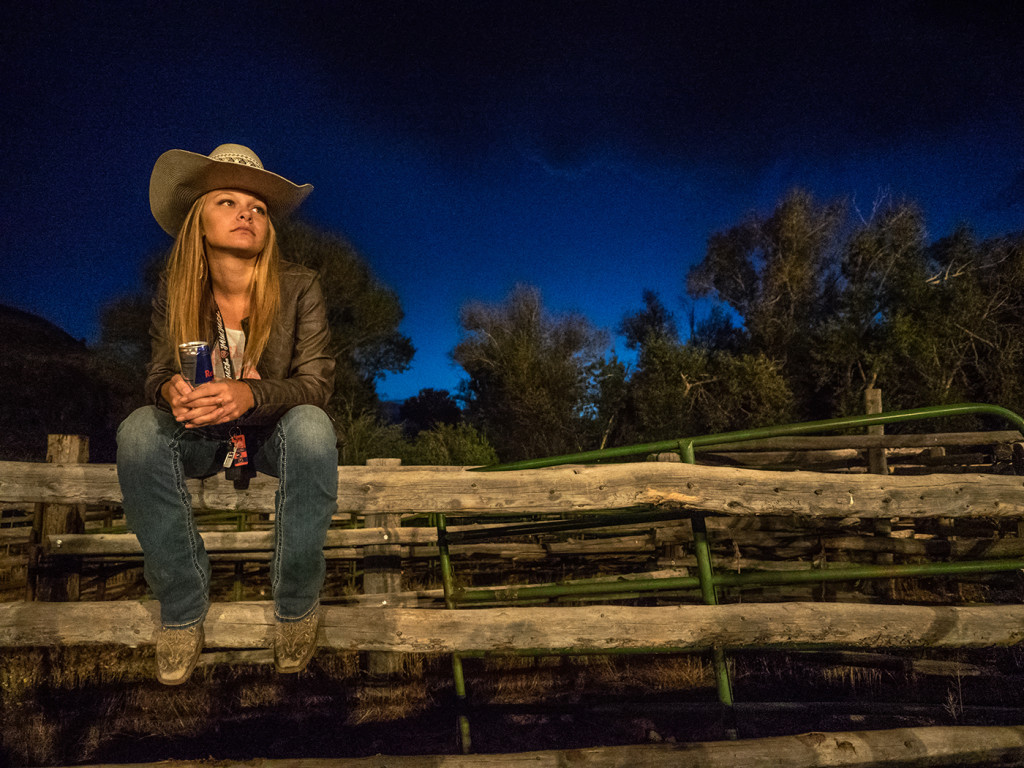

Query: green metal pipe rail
[444,508,693,544]
[432,402,1024,751]
[470,402,1024,472]
[454,557,1024,603]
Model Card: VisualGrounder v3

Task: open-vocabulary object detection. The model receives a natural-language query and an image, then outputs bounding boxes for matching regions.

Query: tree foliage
[95,219,414,432]
[687,189,845,411]
[619,289,679,350]
[54,187,1024,465]
[398,388,462,436]
[452,284,608,462]
[630,341,792,440]
[334,413,497,466]
[276,219,414,416]
[684,188,1024,428]
[335,410,407,466]
[883,228,1024,414]
[404,423,498,466]
[609,302,793,445]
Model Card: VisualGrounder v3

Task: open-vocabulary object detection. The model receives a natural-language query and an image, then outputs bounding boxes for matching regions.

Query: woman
[117,144,338,685]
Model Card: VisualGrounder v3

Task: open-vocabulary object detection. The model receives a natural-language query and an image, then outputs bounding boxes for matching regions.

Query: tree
[812,198,929,416]
[960,232,1024,413]
[452,284,608,462]
[398,388,462,436]
[685,188,1024,426]
[96,219,414,430]
[0,306,124,461]
[588,354,630,450]
[335,411,407,465]
[689,304,745,354]
[687,189,845,411]
[883,228,1024,415]
[94,250,168,428]
[608,288,793,445]
[619,289,678,350]
[276,220,414,417]
[405,423,498,466]
[616,332,793,443]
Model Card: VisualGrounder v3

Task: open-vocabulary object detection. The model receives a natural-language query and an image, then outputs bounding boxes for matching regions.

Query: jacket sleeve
[143,281,177,410]
[238,271,336,425]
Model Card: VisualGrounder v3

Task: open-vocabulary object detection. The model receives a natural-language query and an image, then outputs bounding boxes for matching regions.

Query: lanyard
[214,310,236,380]
[214,309,251,484]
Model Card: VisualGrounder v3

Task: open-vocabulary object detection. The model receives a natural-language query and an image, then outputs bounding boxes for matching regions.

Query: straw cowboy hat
[149,143,313,236]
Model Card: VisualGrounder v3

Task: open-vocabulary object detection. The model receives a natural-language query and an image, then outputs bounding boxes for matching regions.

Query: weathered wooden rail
[4,600,1024,651]
[5,451,1024,606]
[9,443,1024,580]
[5,442,1024,634]
[6,451,1024,517]
[4,428,1024,767]
[36,726,1024,768]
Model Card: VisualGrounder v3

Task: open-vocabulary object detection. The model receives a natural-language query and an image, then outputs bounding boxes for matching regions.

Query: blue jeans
[116,405,338,628]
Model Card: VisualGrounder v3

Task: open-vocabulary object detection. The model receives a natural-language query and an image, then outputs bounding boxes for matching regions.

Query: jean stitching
[271,419,287,599]
[276,599,319,623]
[171,428,209,599]
[161,605,209,630]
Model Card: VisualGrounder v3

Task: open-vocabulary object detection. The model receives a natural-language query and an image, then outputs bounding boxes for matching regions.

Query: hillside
[0,304,140,461]
[0,304,89,352]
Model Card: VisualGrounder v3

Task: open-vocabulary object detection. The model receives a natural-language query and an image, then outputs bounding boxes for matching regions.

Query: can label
[178,342,214,387]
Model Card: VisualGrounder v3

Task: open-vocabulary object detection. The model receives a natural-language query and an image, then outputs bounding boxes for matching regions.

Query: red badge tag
[230,433,248,467]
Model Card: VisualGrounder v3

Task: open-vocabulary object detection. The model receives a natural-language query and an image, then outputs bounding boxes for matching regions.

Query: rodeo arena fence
[6,396,1024,766]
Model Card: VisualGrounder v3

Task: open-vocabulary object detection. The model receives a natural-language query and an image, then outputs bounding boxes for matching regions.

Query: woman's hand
[163,375,255,427]
[161,375,202,422]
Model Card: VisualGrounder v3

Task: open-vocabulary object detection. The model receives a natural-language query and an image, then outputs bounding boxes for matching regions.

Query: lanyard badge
[223,430,248,468]
[224,429,254,490]
[230,432,248,467]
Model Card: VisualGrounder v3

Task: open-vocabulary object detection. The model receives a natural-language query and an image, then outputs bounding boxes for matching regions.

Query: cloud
[287,1,1024,174]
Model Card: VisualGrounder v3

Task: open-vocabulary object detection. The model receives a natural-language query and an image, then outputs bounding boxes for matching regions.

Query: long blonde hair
[165,192,281,374]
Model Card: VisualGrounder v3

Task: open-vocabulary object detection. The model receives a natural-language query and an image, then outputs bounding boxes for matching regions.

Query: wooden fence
[4,430,1024,767]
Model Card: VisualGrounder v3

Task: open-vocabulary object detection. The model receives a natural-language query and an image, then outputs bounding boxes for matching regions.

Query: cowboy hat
[149,143,313,236]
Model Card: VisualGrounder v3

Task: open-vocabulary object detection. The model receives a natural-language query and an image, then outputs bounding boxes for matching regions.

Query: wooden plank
[3,600,1024,651]
[7,460,1024,518]
[42,725,1024,767]
[46,522,1024,561]
[45,526,441,555]
[44,521,534,555]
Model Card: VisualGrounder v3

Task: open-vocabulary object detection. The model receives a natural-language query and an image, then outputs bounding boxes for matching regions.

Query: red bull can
[178,342,214,386]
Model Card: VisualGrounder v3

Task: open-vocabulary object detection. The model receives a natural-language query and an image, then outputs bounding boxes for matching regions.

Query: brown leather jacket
[144,261,335,426]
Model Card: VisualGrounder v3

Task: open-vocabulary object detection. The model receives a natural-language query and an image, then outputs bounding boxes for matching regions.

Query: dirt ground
[4,643,1024,767]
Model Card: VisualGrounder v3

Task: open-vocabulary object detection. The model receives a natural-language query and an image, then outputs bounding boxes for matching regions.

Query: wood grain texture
[4,601,1024,651]
[35,725,1024,768]
[6,461,1024,518]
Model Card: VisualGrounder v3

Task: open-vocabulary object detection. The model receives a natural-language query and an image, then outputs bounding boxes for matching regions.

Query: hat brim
[150,149,313,236]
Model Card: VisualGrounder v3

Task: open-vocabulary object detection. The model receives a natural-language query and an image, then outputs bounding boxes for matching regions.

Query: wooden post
[652,452,686,567]
[363,458,405,676]
[29,434,88,601]
[864,389,889,476]
[865,390,894,598]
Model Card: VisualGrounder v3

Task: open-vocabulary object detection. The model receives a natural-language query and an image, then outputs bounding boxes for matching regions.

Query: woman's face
[200,188,270,258]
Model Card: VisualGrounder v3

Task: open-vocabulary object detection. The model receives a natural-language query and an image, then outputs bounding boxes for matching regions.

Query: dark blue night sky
[2,1,1022,401]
